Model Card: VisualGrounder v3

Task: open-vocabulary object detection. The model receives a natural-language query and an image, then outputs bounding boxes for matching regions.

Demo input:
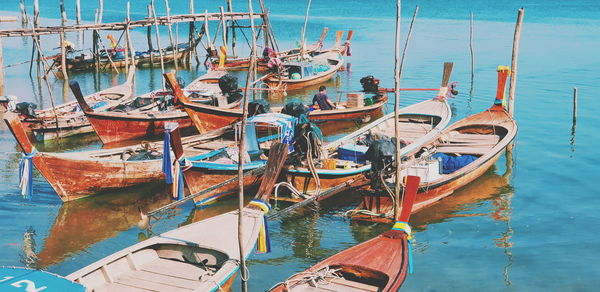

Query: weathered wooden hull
[84,112,196,144]
[33,153,165,202]
[182,167,263,206]
[265,64,342,91]
[351,107,518,223]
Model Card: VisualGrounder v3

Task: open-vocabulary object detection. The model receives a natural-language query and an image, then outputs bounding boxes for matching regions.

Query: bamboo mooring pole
[19,0,28,25]
[392,0,402,220]
[125,2,135,71]
[469,11,475,96]
[98,0,104,24]
[300,0,312,55]
[76,0,82,24]
[220,6,227,50]
[204,9,214,54]
[237,0,258,290]
[258,0,270,51]
[508,8,524,117]
[164,0,178,70]
[0,38,4,96]
[147,5,155,66]
[573,87,578,125]
[188,0,195,66]
[60,0,67,25]
[59,29,68,79]
[151,1,165,85]
[227,0,237,56]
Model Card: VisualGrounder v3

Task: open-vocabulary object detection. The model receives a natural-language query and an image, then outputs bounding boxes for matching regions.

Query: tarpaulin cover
[433,152,478,174]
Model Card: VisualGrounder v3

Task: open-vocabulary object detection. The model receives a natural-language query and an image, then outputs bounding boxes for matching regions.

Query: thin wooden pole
[32,0,40,78]
[60,0,67,25]
[204,9,214,53]
[393,0,402,220]
[97,34,119,73]
[76,0,81,24]
[151,1,165,86]
[238,0,258,290]
[188,0,195,66]
[508,8,524,118]
[227,0,237,56]
[573,87,578,125]
[258,0,270,51]
[59,30,68,78]
[147,5,155,66]
[469,11,475,96]
[300,0,312,54]
[98,0,103,24]
[33,0,39,27]
[20,0,28,25]
[220,7,227,49]
[0,38,4,96]
[125,2,135,70]
[164,0,178,70]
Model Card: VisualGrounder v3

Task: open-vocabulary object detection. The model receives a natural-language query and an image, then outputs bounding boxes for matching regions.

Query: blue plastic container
[338,144,369,164]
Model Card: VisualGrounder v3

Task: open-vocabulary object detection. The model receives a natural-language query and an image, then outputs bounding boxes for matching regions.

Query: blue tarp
[0,267,85,291]
[433,152,478,174]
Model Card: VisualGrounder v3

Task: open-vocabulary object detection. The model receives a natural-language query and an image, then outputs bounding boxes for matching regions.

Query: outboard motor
[218,74,242,104]
[281,100,309,118]
[248,99,271,117]
[365,138,396,189]
[360,75,380,93]
[15,102,37,118]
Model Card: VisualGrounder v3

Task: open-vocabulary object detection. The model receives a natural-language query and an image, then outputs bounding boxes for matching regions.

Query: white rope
[269,266,342,290]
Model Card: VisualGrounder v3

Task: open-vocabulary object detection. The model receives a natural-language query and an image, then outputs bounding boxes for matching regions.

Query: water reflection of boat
[35,183,172,269]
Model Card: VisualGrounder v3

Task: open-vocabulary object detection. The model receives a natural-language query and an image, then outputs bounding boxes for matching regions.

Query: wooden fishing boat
[278,63,456,203]
[0,267,85,291]
[3,109,249,202]
[350,66,518,223]
[165,80,298,206]
[70,70,239,144]
[264,50,345,91]
[56,40,198,72]
[212,28,340,71]
[269,175,420,292]
[0,68,135,142]
[172,76,386,134]
[66,142,289,292]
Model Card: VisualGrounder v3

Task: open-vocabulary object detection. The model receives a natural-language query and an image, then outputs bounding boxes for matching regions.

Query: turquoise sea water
[1,0,599,291]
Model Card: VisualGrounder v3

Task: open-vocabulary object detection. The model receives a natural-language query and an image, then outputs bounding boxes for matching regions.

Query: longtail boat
[0,267,84,291]
[212,27,334,71]
[269,175,421,292]
[165,90,297,206]
[66,142,289,292]
[171,76,386,134]
[264,50,345,91]
[56,39,199,72]
[3,110,240,202]
[350,66,517,223]
[0,68,135,142]
[278,63,455,203]
[70,70,239,144]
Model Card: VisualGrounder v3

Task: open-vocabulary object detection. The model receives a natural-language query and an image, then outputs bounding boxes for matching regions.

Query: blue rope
[174,156,189,201]
[407,239,413,274]
[393,221,414,274]
[18,148,37,201]
[162,131,173,184]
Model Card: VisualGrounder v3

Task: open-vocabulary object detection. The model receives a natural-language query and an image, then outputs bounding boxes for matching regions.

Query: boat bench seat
[287,276,380,291]
[436,132,500,155]
[446,132,500,144]
[92,249,213,292]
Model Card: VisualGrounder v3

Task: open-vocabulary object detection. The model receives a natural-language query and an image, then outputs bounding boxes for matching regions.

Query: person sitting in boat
[312,86,336,110]
[266,51,282,74]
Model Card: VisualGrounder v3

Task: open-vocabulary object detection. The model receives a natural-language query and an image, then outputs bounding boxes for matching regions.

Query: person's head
[319,85,326,93]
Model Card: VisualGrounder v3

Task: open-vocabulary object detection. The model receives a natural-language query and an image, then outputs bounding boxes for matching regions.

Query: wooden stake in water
[227,0,237,56]
[151,1,166,77]
[188,0,195,66]
[393,0,402,219]
[0,38,4,96]
[60,30,68,79]
[98,0,103,24]
[76,0,81,24]
[238,0,258,290]
[60,0,67,25]
[469,11,475,96]
[147,5,154,66]
[508,8,524,117]
[20,0,28,25]
[573,87,578,125]
[300,0,312,55]
[164,0,178,70]
[125,2,135,70]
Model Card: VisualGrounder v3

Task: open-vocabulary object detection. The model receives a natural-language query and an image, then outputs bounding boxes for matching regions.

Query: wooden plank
[95,282,152,292]
[125,270,199,290]
[0,12,265,37]
[330,277,380,291]
[140,258,210,281]
[115,274,192,292]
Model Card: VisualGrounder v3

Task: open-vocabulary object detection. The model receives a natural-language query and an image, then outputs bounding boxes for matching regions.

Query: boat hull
[34,154,164,202]
[182,167,263,206]
[84,113,196,144]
